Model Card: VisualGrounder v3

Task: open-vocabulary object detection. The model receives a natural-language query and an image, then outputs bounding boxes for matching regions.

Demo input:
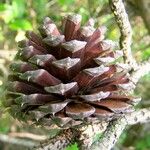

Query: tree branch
[35,129,78,150]
[0,134,36,148]
[34,122,108,150]
[9,132,48,141]
[77,121,108,149]
[109,0,137,69]
[131,59,150,84]
[33,107,150,150]
[89,108,150,150]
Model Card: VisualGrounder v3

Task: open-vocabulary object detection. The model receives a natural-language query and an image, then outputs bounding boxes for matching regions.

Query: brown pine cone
[5,14,139,128]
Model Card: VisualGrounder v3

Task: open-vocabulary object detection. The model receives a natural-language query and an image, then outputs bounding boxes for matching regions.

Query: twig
[125,108,150,125]
[77,121,108,149]
[9,132,48,141]
[131,59,150,84]
[34,122,108,150]
[35,129,78,150]
[90,108,150,150]
[0,134,37,148]
[109,0,137,69]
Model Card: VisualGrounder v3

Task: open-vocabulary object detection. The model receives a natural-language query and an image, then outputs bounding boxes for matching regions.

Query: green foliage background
[0,0,150,150]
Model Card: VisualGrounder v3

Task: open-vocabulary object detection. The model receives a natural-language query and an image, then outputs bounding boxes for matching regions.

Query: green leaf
[135,134,150,150]
[142,47,150,60]
[0,113,11,134]
[0,3,14,23]
[0,3,8,11]
[65,143,78,150]
[33,0,48,21]
[58,0,75,5]
[12,0,25,18]
[9,19,32,30]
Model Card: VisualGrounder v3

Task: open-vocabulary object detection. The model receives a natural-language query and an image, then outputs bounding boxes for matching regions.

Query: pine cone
[5,14,138,127]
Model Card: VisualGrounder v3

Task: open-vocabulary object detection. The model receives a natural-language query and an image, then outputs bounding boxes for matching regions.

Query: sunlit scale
[5,14,138,128]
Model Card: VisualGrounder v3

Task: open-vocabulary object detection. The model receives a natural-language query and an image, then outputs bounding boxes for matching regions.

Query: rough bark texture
[77,121,108,150]
[89,108,150,150]
[35,129,77,150]
[131,59,150,84]
[34,122,108,150]
[0,134,37,148]
[109,0,137,69]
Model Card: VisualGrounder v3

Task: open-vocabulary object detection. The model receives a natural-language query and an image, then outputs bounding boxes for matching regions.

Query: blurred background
[0,0,150,150]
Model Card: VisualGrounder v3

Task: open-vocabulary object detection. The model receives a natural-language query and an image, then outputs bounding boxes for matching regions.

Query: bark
[90,108,150,150]
[0,134,37,148]
[131,59,150,84]
[35,128,80,150]
[32,108,150,150]
[109,0,137,69]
